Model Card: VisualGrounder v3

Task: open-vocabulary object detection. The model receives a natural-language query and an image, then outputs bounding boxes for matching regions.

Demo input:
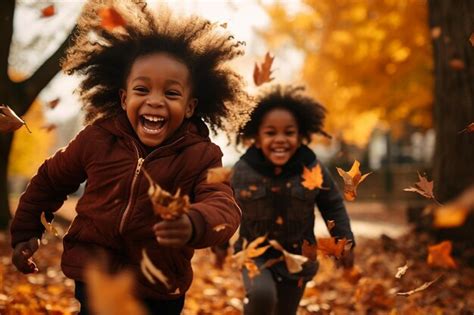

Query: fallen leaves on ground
[336,160,371,201]
[253,52,274,86]
[301,164,324,190]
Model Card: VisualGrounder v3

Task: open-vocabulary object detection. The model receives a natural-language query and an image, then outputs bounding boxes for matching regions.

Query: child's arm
[10,128,90,250]
[315,164,355,244]
[185,143,241,249]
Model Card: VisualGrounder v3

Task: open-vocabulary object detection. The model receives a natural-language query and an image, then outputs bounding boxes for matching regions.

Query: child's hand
[153,214,193,247]
[12,237,40,274]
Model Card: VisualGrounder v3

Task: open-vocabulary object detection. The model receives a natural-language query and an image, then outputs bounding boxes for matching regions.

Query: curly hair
[237,85,331,145]
[62,0,252,132]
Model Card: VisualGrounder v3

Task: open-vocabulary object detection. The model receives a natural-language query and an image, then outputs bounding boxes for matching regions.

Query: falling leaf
[326,220,336,231]
[403,172,436,200]
[301,164,324,190]
[212,223,231,232]
[98,7,126,32]
[220,22,228,28]
[41,5,55,18]
[427,241,457,269]
[143,169,190,220]
[395,263,408,279]
[275,216,284,225]
[449,59,465,71]
[0,104,29,133]
[396,276,441,296]
[141,249,171,289]
[243,261,260,279]
[233,236,270,277]
[433,205,469,228]
[47,98,60,109]
[260,256,284,269]
[269,240,308,274]
[336,160,371,201]
[253,52,274,86]
[40,212,60,238]
[302,240,317,261]
[458,122,474,134]
[470,33,474,46]
[85,262,147,315]
[317,237,349,259]
[431,26,441,39]
[206,167,233,184]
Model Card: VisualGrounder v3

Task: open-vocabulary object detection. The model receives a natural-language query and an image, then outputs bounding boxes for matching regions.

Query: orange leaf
[301,240,317,261]
[403,172,435,200]
[143,169,190,220]
[206,167,233,184]
[269,240,308,274]
[317,237,348,259]
[0,104,28,133]
[244,261,260,279]
[433,205,469,228]
[458,122,474,134]
[253,52,274,86]
[98,7,126,32]
[336,160,371,201]
[427,241,457,269]
[41,5,55,18]
[275,216,284,225]
[301,164,324,190]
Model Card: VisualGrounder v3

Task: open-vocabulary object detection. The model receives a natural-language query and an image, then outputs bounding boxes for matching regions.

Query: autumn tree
[428,0,474,203]
[260,0,433,146]
[0,0,75,230]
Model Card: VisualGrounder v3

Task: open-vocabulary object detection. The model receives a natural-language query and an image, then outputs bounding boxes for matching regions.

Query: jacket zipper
[119,150,144,234]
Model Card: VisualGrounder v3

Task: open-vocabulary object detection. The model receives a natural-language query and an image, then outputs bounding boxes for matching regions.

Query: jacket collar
[96,112,210,157]
[241,145,317,179]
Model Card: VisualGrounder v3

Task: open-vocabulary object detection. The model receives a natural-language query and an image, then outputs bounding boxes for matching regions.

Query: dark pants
[242,268,306,315]
[74,281,185,315]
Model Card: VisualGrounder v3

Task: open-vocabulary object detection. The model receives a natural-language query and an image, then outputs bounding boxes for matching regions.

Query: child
[229,85,355,315]
[10,1,250,314]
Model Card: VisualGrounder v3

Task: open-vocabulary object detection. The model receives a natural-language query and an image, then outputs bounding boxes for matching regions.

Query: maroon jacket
[10,113,241,299]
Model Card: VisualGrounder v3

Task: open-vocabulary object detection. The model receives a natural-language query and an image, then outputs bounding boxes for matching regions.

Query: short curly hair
[62,0,252,132]
[237,85,330,145]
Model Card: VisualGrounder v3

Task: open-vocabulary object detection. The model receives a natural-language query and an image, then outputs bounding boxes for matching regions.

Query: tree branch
[0,0,15,85]
[17,26,77,116]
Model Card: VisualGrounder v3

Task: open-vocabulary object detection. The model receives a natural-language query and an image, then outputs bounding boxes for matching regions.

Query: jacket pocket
[288,186,314,220]
[236,185,268,220]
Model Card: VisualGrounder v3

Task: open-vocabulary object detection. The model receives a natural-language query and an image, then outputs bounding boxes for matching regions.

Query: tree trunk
[0,0,76,230]
[429,0,474,203]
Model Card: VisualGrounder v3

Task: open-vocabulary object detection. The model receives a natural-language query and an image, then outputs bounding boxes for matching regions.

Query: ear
[254,136,261,149]
[185,98,198,118]
[119,89,127,110]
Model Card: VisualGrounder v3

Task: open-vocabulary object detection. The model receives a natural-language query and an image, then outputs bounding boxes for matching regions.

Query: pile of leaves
[1,227,473,315]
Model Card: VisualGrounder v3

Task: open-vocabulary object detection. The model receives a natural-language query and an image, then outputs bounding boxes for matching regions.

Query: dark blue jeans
[75,281,185,315]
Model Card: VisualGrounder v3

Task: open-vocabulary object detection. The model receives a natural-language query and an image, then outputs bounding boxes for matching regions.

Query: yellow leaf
[40,212,60,238]
[268,240,308,274]
[301,164,324,190]
[433,205,469,228]
[336,160,371,201]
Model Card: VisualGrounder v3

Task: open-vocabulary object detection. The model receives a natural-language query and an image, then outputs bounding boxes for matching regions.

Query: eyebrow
[131,77,184,88]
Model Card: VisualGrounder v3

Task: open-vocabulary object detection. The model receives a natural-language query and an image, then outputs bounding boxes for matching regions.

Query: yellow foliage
[8,101,55,177]
[261,0,433,146]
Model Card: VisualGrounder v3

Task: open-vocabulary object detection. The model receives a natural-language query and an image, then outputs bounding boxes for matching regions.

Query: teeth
[273,148,286,152]
[143,115,164,122]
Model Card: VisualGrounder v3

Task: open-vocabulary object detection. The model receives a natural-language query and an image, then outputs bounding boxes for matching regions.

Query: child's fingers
[156,235,186,247]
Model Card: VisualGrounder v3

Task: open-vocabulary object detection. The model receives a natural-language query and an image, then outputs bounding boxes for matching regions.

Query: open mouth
[271,147,289,157]
[140,114,166,134]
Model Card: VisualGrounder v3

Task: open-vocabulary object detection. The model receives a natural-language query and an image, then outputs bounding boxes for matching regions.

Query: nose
[146,92,165,107]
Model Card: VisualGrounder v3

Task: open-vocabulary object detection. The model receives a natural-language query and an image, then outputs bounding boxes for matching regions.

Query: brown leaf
[98,7,126,32]
[41,5,55,18]
[317,237,348,259]
[458,122,474,134]
[396,276,441,296]
[143,169,190,220]
[40,212,60,238]
[427,241,457,269]
[449,59,465,70]
[47,98,60,109]
[141,249,171,289]
[403,172,435,200]
[336,160,371,201]
[220,22,228,29]
[253,52,274,86]
[206,167,233,184]
[301,164,324,190]
[0,104,27,133]
[269,240,308,274]
[86,262,147,315]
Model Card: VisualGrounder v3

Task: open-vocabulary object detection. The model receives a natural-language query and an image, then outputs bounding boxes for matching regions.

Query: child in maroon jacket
[10,1,250,313]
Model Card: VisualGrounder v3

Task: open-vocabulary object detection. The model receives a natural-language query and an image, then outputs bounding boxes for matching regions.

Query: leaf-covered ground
[1,225,473,315]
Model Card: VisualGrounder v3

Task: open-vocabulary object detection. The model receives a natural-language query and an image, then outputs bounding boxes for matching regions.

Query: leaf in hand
[268,240,308,274]
[207,167,233,184]
[40,212,60,238]
[253,52,274,86]
[143,169,190,220]
[403,172,435,200]
[98,7,126,32]
[0,104,29,133]
[317,237,349,259]
[141,249,171,289]
[336,160,371,201]
[301,164,324,190]
[427,241,457,269]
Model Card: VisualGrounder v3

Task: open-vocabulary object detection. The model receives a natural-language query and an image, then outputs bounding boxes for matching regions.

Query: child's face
[120,52,196,147]
[255,108,301,166]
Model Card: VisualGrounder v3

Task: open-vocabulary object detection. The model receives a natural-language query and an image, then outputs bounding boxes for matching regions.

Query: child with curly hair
[219,85,355,315]
[10,1,251,313]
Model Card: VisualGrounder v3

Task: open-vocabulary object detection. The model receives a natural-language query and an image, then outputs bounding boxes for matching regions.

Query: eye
[166,90,182,98]
[285,130,297,136]
[133,86,148,94]
[264,130,276,136]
